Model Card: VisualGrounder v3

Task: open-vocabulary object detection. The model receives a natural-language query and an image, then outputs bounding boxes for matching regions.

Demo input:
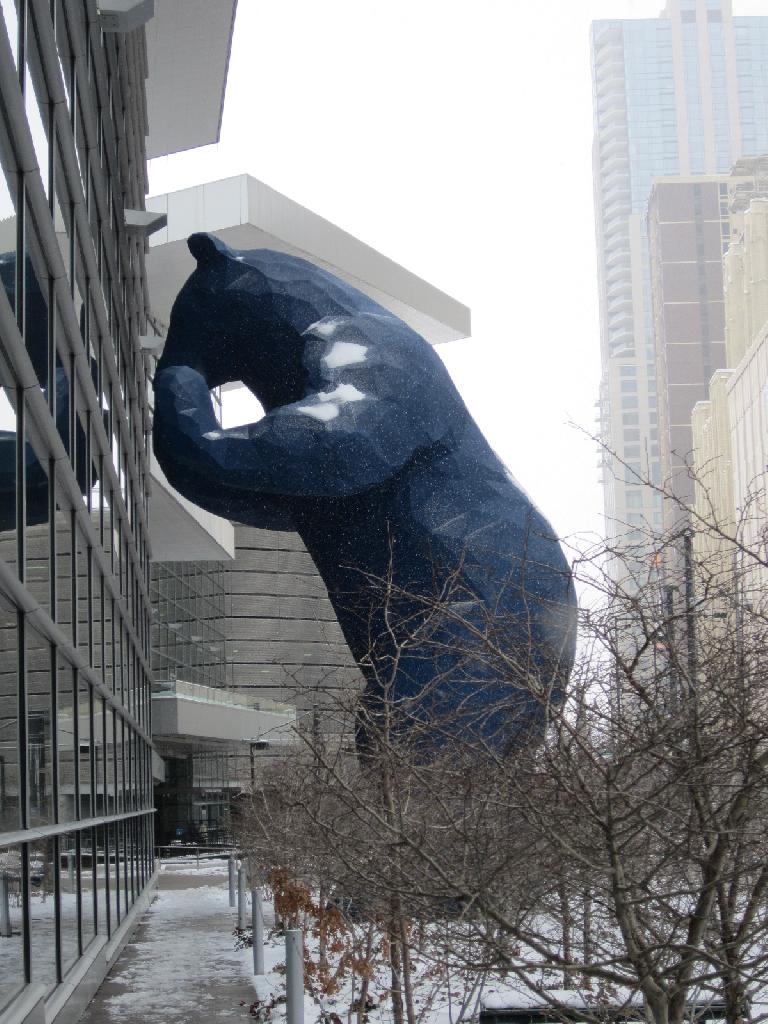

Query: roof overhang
[144,0,237,159]
[145,174,471,345]
[152,691,296,746]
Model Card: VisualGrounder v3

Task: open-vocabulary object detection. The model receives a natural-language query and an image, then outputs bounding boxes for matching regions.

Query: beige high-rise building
[691,158,768,596]
[591,0,768,571]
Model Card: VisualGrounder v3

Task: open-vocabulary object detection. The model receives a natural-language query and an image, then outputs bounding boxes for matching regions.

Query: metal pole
[237,864,247,930]
[228,854,236,908]
[252,887,264,975]
[286,928,304,1024]
[67,850,75,889]
[0,874,11,937]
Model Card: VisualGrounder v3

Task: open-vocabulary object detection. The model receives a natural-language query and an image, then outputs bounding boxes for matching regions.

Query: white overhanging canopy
[146,174,472,346]
[145,0,237,159]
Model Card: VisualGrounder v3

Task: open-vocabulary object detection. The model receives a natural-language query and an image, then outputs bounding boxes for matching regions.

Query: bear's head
[156,233,384,410]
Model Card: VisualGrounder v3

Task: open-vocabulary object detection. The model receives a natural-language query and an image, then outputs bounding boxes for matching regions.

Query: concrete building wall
[225,525,363,731]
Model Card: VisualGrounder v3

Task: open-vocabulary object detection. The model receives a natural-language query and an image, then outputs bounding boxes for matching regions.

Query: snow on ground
[230,897,485,1024]
[84,859,726,1024]
[80,861,255,1023]
[80,860,488,1024]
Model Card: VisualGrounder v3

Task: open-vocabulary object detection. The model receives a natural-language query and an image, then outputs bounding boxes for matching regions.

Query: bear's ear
[188,232,231,266]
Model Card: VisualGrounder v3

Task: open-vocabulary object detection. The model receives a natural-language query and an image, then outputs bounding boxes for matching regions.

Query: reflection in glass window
[57,658,75,824]
[0,0,18,71]
[78,680,92,819]
[0,843,25,1011]
[21,253,49,396]
[0,590,19,833]
[114,717,123,817]
[25,58,51,199]
[53,179,72,284]
[80,827,95,948]
[0,377,18,572]
[26,621,53,827]
[94,697,104,817]
[118,819,129,916]
[24,438,51,611]
[0,157,15,300]
[59,832,79,975]
[104,707,114,816]
[76,528,89,653]
[53,343,70,461]
[95,824,107,936]
[28,836,57,993]
[107,822,119,929]
[92,570,102,674]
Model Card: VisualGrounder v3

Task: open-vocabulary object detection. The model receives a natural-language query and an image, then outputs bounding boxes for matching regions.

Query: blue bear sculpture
[153,233,577,751]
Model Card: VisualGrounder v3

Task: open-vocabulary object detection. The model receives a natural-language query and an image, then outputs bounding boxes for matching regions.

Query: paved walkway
[79,860,259,1023]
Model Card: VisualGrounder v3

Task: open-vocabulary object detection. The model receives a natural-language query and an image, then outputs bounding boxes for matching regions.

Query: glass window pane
[0,591,19,832]
[53,168,71,285]
[104,707,114,816]
[91,570,102,675]
[26,621,53,827]
[80,828,94,948]
[94,697,104,818]
[76,527,88,652]
[0,153,18,315]
[25,55,51,199]
[23,221,50,391]
[95,824,107,936]
[118,819,128,917]
[24,435,50,613]
[53,343,71,463]
[0,375,18,574]
[103,597,113,694]
[57,657,75,823]
[29,836,56,993]
[0,843,25,1011]
[59,832,78,975]
[107,822,119,929]
[78,680,91,819]
[0,0,18,71]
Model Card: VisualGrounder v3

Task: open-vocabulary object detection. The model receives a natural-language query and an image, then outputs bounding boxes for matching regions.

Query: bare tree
[237,493,768,1024]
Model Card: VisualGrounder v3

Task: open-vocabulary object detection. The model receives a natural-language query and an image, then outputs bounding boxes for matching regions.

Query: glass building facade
[591,0,768,567]
[0,0,155,1015]
[150,560,229,690]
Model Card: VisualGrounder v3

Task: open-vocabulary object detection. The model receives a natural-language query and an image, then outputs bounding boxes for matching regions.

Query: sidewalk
[79,859,259,1023]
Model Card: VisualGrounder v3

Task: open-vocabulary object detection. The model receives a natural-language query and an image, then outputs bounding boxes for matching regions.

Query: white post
[286,928,304,1024]
[0,874,11,937]
[237,864,247,930]
[228,854,236,908]
[252,887,264,975]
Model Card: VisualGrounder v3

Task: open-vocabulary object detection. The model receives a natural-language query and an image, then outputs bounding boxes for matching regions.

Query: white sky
[147,0,765,548]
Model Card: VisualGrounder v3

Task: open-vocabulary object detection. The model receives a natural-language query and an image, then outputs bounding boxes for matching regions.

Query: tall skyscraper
[647,174,731,532]
[591,0,768,558]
